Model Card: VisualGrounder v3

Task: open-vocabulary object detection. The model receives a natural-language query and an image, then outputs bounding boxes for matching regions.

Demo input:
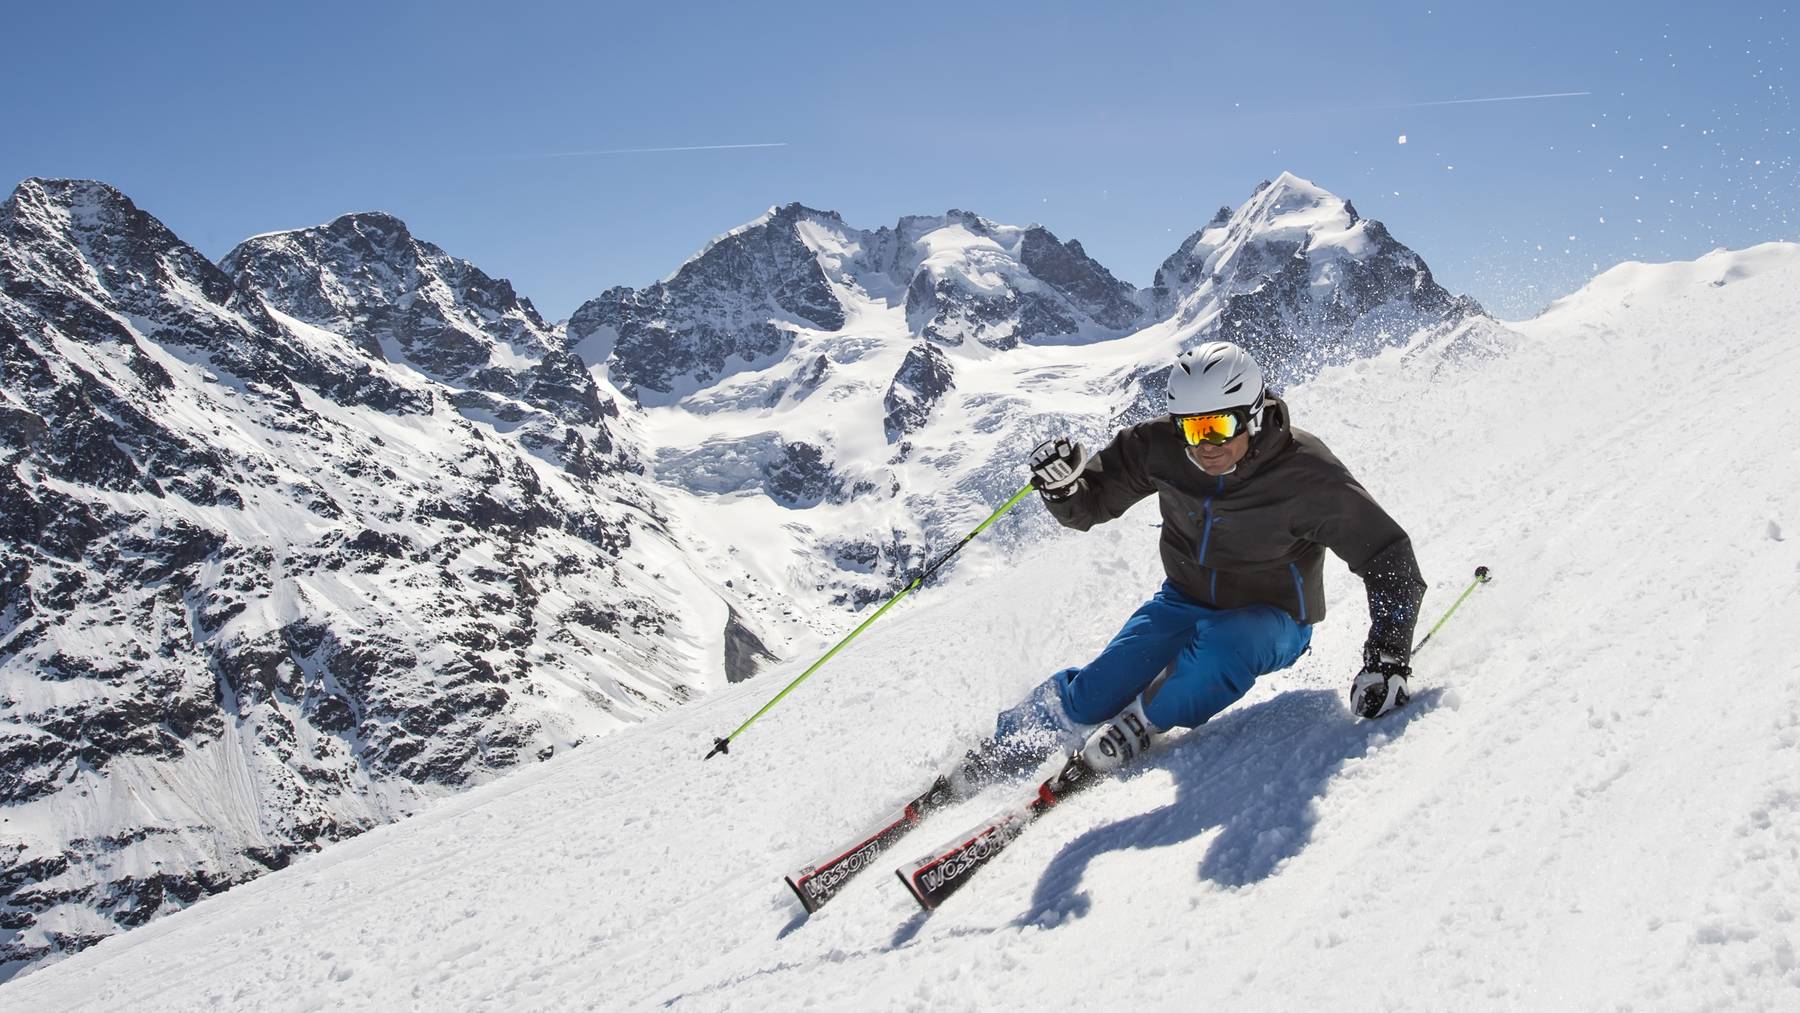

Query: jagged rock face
[0,180,424,415]
[566,204,848,403]
[1150,172,1483,385]
[898,211,1145,351]
[884,343,955,441]
[572,206,1148,406]
[0,179,750,981]
[223,213,629,467]
[763,440,846,508]
[1017,228,1144,331]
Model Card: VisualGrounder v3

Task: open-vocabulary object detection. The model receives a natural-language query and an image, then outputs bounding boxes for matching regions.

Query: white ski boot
[1075,696,1160,776]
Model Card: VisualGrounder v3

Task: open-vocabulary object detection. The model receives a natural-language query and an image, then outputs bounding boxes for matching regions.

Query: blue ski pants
[998,580,1314,741]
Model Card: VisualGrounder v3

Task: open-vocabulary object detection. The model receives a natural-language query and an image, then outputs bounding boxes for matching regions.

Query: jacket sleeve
[1042,424,1159,531]
[1353,537,1428,666]
[1296,466,1428,665]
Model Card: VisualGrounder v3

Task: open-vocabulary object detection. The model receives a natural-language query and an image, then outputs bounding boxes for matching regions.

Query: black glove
[1028,437,1087,500]
[1349,652,1411,719]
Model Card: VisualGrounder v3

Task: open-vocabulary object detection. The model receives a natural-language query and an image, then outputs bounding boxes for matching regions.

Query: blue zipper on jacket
[1288,562,1307,622]
[1196,475,1226,603]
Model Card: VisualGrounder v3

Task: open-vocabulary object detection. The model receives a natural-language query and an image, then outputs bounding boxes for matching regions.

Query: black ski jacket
[1045,398,1427,665]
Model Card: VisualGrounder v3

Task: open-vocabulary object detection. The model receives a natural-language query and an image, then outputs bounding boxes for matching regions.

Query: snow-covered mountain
[627,174,1493,609]
[1105,171,1492,418]
[1,171,1492,979]
[6,241,1795,1012]
[566,203,1146,406]
[222,212,632,472]
[0,179,782,978]
[1153,172,1483,362]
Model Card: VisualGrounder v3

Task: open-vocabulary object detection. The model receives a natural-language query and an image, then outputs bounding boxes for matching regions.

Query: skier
[958,340,1427,787]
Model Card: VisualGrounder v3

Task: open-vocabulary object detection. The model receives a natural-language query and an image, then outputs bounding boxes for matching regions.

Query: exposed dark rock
[883,343,955,441]
[1017,228,1143,331]
[567,204,846,401]
[763,441,842,508]
[225,209,627,467]
[722,606,777,684]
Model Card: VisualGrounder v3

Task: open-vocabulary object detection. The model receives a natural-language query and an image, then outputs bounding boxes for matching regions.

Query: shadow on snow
[1016,686,1441,927]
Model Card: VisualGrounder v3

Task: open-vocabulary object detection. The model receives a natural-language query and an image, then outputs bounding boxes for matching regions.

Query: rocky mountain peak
[570,199,1166,407]
[5,178,240,311]
[566,204,851,404]
[770,201,843,225]
[1147,171,1482,385]
[223,210,553,348]
[1236,170,1357,236]
[224,210,621,444]
[2,178,426,416]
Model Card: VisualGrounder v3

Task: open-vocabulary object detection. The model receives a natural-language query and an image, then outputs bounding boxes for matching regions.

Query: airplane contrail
[1248,90,1592,119]
[505,142,790,159]
[1376,91,1591,109]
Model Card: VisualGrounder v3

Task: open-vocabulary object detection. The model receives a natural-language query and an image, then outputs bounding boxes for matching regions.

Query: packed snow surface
[7,244,1799,1010]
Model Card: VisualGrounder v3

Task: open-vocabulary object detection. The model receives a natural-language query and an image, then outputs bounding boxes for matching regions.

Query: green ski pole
[704,482,1037,760]
[1412,565,1493,655]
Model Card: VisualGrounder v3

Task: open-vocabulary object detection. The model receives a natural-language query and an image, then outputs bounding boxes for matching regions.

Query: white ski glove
[1028,437,1088,500]
[1349,654,1412,719]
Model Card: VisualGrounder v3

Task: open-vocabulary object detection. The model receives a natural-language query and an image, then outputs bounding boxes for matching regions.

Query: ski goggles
[1173,409,1251,446]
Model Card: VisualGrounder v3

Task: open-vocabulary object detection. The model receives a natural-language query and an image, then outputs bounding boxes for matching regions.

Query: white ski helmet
[1167,341,1266,420]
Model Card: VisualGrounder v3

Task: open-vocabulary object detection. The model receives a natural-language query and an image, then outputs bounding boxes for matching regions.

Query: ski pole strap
[704,482,1037,759]
[1411,565,1492,655]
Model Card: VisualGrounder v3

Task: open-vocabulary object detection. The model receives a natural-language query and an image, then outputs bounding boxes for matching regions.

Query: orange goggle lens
[1175,412,1244,446]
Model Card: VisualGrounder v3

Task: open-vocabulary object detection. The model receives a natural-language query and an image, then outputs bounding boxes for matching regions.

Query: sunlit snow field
[7,244,1799,1011]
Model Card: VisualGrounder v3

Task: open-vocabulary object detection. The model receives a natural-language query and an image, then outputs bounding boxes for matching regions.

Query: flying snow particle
[1398,135,1408,144]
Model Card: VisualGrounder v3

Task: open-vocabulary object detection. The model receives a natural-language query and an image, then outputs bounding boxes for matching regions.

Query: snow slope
[5,243,1797,1011]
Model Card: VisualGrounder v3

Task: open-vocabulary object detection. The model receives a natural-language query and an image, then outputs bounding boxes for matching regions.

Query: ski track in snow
[6,244,1800,1011]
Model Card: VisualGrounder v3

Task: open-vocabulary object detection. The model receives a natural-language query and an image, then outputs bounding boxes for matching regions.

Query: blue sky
[3,1,1792,320]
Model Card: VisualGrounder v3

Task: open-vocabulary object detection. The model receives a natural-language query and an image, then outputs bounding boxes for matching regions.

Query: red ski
[895,753,1102,910]
[785,774,957,913]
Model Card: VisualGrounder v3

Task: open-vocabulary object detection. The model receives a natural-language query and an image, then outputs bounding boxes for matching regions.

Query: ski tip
[895,868,934,911]
[785,875,820,915]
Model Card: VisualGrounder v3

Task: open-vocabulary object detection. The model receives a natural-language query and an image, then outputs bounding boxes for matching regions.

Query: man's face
[1187,432,1250,476]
